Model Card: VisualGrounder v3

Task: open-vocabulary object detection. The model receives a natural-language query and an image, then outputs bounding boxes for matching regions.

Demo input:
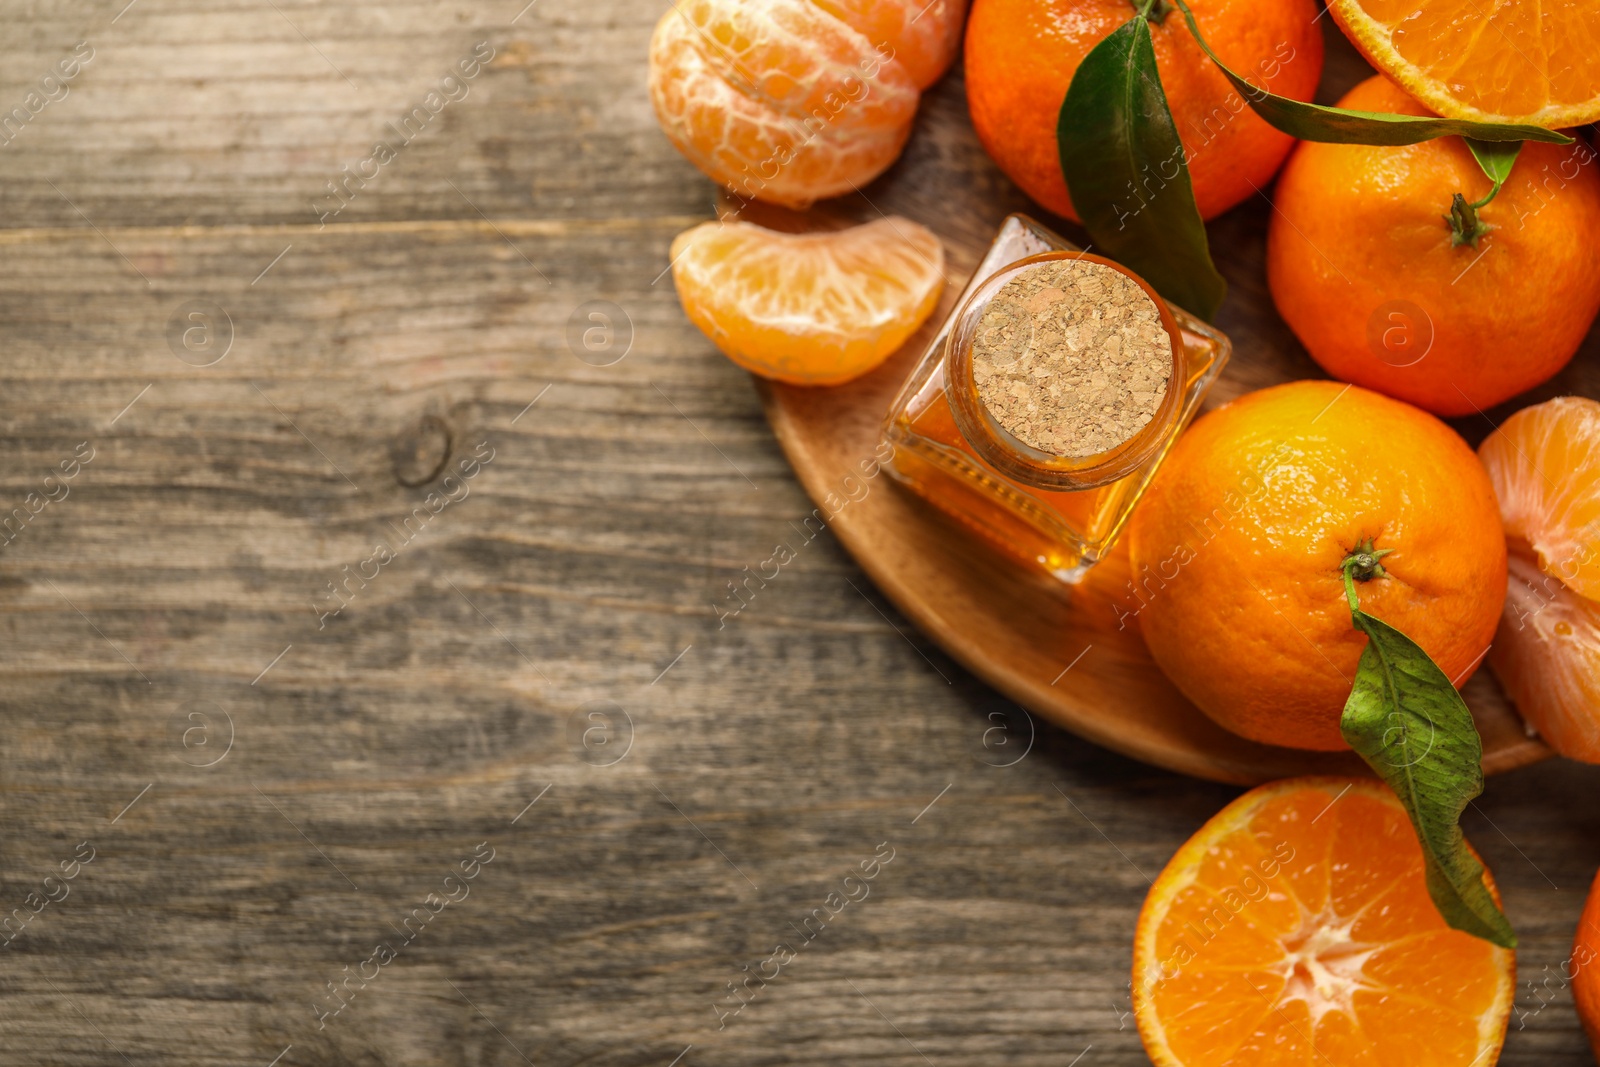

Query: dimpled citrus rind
[1129,380,1506,751]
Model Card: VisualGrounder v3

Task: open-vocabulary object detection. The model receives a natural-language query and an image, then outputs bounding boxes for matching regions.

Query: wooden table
[0,2,1595,1064]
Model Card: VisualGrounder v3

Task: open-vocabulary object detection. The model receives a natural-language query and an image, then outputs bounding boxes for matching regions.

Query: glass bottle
[882,214,1231,583]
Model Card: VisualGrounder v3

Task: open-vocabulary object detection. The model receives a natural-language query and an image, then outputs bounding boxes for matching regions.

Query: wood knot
[390,414,452,487]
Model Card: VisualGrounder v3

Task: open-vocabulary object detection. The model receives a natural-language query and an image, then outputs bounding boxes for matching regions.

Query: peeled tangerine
[1480,396,1600,763]
[647,0,966,208]
[670,217,945,386]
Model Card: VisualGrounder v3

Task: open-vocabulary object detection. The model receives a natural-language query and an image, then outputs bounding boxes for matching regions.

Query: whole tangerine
[1574,868,1600,1061]
[964,0,1323,221]
[1268,76,1600,417]
[1127,380,1507,752]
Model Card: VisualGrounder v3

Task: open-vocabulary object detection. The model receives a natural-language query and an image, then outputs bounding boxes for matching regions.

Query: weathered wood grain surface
[0,2,1596,1065]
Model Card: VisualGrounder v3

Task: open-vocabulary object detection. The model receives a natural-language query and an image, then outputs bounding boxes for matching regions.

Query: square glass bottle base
[881,215,1231,583]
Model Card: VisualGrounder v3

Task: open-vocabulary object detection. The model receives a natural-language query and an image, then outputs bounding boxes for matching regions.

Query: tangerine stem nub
[1133,0,1174,22]
[1342,538,1393,592]
[1446,192,1494,248]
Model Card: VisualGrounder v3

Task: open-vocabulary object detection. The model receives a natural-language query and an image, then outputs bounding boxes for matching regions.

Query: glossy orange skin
[1128,380,1507,751]
[964,0,1323,221]
[1575,868,1600,1061]
[1268,77,1600,417]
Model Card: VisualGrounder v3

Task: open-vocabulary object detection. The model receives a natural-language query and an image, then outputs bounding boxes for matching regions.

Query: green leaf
[1466,139,1522,187]
[1338,565,1516,948]
[1169,0,1571,148]
[1465,138,1522,206]
[1058,17,1225,320]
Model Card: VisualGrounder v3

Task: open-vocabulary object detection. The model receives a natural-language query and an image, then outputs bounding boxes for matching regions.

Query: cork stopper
[971,259,1173,459]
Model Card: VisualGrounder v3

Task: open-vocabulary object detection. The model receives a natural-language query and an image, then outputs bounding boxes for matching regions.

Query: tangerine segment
[1134,778,1514,1067]
[670,217,945,386]
[1478,396,1600,602]
[1487,553,1600,764]
[1329,0,1600,126]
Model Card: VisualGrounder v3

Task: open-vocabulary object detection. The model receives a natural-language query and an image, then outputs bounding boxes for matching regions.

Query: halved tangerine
[1134,777,1514,1067]
[1329,0,1600,126]
[669,217,945,386]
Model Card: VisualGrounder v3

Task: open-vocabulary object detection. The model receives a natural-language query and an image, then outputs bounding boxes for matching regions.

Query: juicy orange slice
[1489,554,1600,763]
[1329,0,1600,126]
[1479,397,1600,602]
[1134,777,1514,1067]
[669,217,944,386]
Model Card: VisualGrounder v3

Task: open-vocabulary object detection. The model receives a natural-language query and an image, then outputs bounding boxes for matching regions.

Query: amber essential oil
[882,214,1231,583]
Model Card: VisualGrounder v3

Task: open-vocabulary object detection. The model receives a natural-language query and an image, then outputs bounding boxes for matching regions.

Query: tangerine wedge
[1134,777,1514,1067]
[1479,397,1600,602]
[1329,0,1600,126]
[669,217,945,386]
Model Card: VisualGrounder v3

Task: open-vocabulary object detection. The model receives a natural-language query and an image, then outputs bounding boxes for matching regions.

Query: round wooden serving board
[733,35,1589,784]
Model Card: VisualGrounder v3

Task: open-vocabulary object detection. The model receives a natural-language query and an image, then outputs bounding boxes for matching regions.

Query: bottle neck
[944,251,1187,492]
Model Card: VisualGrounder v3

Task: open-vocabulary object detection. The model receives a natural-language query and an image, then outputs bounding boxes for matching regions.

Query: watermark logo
[1376,709,1435,770]
[975,704,1035,768]
[166,300,234,367]
[568,700,634,767]
[172,701,234,768]
[1365,300,1433,369]
[566,301,633,367]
